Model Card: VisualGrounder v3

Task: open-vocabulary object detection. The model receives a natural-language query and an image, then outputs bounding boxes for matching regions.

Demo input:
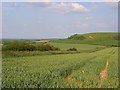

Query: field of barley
[2,47,118,88]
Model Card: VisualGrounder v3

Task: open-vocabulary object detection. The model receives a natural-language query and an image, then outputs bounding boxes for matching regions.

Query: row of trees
[2,41,60,51]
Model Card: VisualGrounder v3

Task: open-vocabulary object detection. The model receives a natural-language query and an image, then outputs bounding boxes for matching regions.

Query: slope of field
[2,47,118,88]
[51,32,119,46]
[48,42,105,51]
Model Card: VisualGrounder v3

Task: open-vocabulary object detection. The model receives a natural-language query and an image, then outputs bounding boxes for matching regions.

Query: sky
[2,1,118,39]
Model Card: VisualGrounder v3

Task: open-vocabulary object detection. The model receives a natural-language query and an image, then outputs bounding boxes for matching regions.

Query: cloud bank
[2,0,120,2]
[46,3,89,13]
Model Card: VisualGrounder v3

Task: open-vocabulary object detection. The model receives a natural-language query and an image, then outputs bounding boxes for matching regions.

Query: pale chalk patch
[89,36,94,39]
[35,40,49,43]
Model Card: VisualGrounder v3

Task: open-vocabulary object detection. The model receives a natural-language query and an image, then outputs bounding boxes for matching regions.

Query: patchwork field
[2,47,118,88]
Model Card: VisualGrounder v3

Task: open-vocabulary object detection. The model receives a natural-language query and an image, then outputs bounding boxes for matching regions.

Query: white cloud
[28,0,50,2]
[70,3,89,12]
[2,0,120,2]
[90,0,119,2]
[45,3,89,13]
[85,16,93,20]
[24,2,89,13]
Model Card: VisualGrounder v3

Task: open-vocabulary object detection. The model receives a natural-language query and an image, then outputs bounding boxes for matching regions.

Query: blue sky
[2,2,118,39]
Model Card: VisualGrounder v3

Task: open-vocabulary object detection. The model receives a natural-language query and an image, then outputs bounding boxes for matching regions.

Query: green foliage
[67,48,77,51]
[35,44,60,51]
[110,45,120,47]
[2,41,35,51]
[2,41,60,51]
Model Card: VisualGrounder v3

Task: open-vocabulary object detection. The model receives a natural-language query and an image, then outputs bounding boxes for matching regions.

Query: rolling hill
[51,32,119,46]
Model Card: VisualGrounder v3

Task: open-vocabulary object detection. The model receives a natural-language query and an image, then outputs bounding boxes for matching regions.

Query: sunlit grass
[2,47,118,88]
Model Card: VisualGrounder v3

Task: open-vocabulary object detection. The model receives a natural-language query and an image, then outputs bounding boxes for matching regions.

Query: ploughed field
[2,47,118,88]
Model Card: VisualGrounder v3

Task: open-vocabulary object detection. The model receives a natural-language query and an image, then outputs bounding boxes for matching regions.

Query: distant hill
[51,32,120,46]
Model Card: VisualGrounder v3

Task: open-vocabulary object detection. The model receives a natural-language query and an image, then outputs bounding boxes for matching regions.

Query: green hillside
[51,32,119,46]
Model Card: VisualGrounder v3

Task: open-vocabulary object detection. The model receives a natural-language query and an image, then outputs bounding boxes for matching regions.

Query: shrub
[36,44,60,51]
[110,45,119,47]
[2,41,60,51]
[2,41,35,51]
[67,48,77,51]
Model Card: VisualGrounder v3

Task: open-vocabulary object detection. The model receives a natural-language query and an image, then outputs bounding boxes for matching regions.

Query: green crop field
[2,1,119,88]
[2,32,119,88]
[48,42,105,51]
[2,47,118,88]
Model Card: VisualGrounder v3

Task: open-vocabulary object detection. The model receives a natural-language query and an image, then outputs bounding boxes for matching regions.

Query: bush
[110,44,119,47]
[36,44,60,51]
[67,48,77,51]
[2,41,35,51]
[2,41,60,51]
